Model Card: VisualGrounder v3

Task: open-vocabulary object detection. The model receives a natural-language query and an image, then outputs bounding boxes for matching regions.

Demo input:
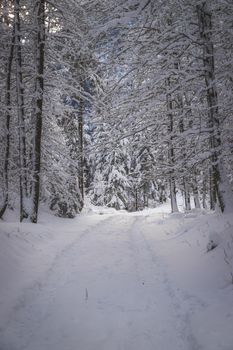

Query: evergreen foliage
[0,0,233,221]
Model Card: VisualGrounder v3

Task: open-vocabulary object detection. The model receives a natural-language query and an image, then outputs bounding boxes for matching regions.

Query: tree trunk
[169,177,178,212]
[193,176,201,209]
[143,183,148,208]
[135,188,138,211]
[197,2,231,212]
[202,176,207,209]
[78,97,84,203]
[175,65,191,212]
[167,78,179,213]
[184,179,191,211]
[30,0,45,223]
[209,168,215,210]
[14,0,28,221]
[0,23,15,219]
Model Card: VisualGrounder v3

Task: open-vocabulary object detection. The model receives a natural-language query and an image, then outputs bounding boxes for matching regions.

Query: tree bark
[135,187,138,211]
[175,61,191,212]
[169,177,178,212]
[167,78,179,213]
[14,0,28,221]
[0,23,15,219]
[30,0,45,223]
[78,97,84,202]
[193,175,201,209]
[184,179,191,211]
[202,176,207,209]
[197,2,229,212]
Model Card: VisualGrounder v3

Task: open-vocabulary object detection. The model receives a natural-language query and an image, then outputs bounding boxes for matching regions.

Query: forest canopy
[0,0,233,222]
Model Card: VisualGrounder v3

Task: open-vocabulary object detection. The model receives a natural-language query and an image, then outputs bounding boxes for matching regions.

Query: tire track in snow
[131,216,204,350]
[0,214,118,350]
[0,213,205,350]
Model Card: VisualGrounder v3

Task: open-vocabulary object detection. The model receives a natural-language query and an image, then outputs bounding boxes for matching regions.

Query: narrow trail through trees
[0,213,202,350]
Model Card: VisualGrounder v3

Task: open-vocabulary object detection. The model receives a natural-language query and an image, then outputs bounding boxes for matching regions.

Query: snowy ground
[1,204,233,350]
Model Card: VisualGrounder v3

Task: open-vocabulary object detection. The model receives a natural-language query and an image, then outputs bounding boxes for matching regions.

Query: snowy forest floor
[1,204,233,350]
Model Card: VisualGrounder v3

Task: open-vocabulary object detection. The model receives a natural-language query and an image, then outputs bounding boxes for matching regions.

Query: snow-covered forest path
[1,209,233,350]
